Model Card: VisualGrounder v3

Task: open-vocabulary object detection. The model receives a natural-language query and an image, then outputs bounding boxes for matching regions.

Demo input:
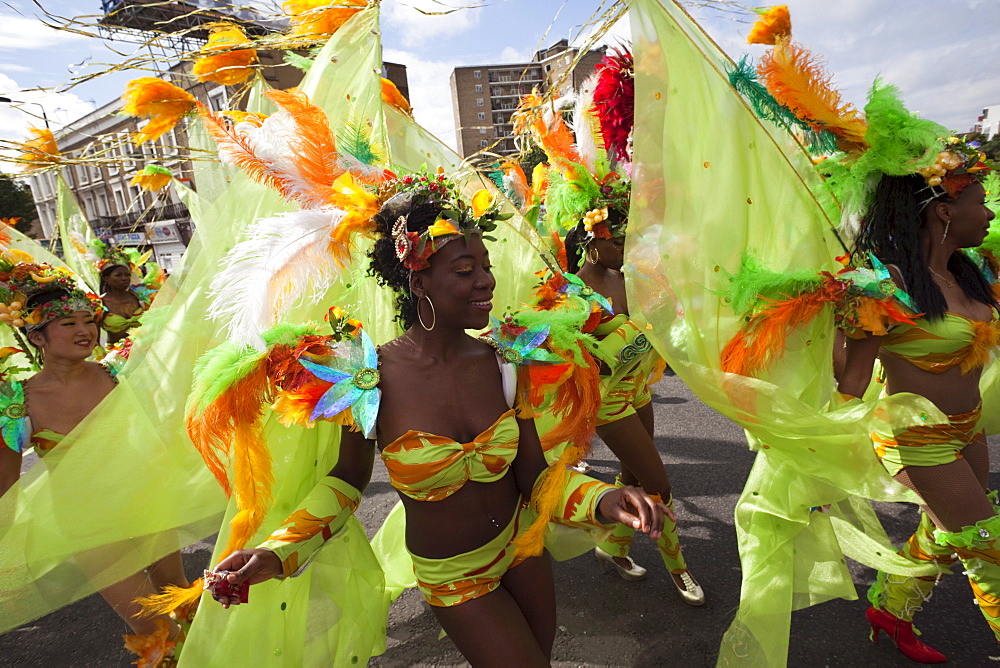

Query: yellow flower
[747,5,791,45]
[2,249,33,264]
[192,23,257,86]
[130,165,173,192]
[17,127,61,169]
[471,189,494,218]
[427,218,460,238]
[381,78,411,116]
[218,110,269,127]
[121,78,196,145]
[283,0,368,45]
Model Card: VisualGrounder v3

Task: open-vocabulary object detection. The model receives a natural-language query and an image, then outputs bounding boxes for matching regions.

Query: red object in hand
[203,570,249,603]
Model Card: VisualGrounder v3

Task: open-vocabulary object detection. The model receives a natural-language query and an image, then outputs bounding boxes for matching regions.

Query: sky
[0,0,998,158]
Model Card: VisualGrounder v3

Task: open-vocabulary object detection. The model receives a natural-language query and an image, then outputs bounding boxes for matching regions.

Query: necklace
[929,268,955,288]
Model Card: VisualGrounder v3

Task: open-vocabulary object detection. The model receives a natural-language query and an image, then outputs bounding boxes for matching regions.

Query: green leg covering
[934,509,1000,641]
[655,496,688,574]
[868,511,955,621]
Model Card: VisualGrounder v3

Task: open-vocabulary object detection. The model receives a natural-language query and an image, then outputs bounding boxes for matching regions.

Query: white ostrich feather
[573,73,603,172]
[208,207,348,348]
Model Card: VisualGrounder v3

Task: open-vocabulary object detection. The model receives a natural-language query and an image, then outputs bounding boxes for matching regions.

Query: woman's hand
[598,485,675,540]
[210,548,282,608]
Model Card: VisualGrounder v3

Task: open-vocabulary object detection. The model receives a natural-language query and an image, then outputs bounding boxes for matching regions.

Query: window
[479,127,487,134]
[477,112,485,121]
[474,84,482,93]
[207,86,228,112]
[474,70,481,78]
[476,98,484,107]
[480,139,489,148]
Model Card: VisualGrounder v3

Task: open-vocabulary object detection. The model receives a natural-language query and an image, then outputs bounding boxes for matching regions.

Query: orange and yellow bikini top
[881,310,1000,374]
[379,354,523,502]
[877,265,1000,374]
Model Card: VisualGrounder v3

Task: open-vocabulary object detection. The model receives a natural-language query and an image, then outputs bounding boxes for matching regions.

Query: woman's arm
[210,426,375,606]
[0,446,21,497]
[836,332,882,399]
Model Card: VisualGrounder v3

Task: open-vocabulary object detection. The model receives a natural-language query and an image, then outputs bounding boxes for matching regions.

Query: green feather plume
[336,107,383,167]
[720,254,824,316]
[543,162,601,231]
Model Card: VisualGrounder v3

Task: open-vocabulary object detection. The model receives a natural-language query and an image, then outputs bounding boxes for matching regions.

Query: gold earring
[417,295,436,331]
[587,246,599,264]
[940,219,950,245]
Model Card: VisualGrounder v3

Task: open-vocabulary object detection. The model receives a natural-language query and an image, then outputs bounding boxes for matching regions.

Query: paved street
[2,373,998,666]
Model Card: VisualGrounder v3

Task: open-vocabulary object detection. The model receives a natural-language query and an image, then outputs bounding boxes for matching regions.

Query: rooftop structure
[450,39,605,158]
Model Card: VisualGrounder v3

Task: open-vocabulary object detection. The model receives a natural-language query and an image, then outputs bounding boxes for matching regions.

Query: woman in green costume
[838,167,998,662]
[0,253,190,663]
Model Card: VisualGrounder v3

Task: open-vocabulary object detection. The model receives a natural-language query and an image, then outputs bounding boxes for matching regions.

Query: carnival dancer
[137,81,670,665]
[89,240,164,344]
[711,6,1000,663]
[505,50,703,605]
[0,251,189,664]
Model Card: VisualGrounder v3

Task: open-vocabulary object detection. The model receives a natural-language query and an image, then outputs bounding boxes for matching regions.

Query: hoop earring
[940,219,950,245]
[417,295,436,331]
[586,246,599,264]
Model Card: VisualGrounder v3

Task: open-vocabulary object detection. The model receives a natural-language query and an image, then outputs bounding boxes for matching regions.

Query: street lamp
[0,96,50,128]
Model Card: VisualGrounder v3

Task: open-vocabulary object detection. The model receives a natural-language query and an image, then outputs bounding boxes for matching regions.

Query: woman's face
[29,311,98,362]
[592,235,626,271]
[412,234,495,330]
[105,265,132,291]
[946,183,995,249]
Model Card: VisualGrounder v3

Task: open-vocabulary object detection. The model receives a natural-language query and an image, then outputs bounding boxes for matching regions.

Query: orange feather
[758,38,867,152]
[266,89,346,203]
[198,102,289,199]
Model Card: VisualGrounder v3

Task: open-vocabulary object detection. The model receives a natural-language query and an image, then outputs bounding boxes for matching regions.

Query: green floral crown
[0,250,102,333]
[386,171,509,271]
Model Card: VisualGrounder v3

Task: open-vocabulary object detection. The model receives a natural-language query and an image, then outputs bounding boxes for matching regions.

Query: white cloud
[382,0,483,49]
[0,63,33,73]
[0,13,90,50]
[383,47,461,151]
[0,72,95,169]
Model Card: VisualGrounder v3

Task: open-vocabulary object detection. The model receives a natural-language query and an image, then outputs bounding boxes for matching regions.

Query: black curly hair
[367,192,448,330]
[563,208,628,273]
[852,173,995,320]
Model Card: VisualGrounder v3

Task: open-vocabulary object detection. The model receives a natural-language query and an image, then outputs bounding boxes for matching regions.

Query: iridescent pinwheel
[0,377,28,452]
[840,254,918,312]
[488,316,564,365]
[297,328,381,436]
[559,272,615,314]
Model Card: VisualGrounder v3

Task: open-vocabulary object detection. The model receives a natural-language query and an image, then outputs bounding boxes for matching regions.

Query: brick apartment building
[450,39,605,158]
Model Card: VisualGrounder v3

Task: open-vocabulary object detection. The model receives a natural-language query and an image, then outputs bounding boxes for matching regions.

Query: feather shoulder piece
[721,254,918,376]
[0,379,28,453]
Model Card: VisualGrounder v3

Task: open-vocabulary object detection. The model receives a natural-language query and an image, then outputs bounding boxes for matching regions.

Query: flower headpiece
[915,136,995,209]
[386,171,504,271]
[0,249,101,334]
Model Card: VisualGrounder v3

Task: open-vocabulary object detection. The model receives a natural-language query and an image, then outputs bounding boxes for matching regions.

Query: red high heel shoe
[866,606,946,663]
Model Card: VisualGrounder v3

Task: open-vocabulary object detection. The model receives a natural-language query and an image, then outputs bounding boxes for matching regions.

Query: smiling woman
[0,252,190,664]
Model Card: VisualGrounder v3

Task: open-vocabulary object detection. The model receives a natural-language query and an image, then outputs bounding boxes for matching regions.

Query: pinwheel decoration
[297,328,380,435]
[488,316,564,365]
[559,272,614,314]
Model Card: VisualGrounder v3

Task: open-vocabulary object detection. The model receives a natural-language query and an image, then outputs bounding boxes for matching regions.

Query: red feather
[593,48,634,163]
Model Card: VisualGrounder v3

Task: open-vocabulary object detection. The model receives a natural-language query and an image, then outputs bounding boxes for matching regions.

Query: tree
[0,174,37,235]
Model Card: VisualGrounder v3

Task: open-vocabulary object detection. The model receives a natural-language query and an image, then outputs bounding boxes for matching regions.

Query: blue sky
[1,0,998,155]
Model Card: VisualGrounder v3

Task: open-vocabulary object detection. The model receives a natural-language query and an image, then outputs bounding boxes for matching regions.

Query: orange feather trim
[197,102,289,199]
[963,320,1000,374]
[137,579,204,619]
[758,38,867,153]
[853,296,917,337]
[721,289,836,377]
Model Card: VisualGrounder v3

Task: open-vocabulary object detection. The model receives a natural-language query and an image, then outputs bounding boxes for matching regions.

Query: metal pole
[0,96,51,128]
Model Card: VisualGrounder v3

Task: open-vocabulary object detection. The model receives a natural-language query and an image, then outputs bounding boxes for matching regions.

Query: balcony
[95,200,191,232]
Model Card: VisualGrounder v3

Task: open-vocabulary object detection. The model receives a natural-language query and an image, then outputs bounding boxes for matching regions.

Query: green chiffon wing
[55,173,99,292]
[627,1,946,666]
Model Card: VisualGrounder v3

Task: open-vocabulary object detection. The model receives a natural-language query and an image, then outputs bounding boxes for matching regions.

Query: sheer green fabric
[627,1,951,665]
[55,174,98,291]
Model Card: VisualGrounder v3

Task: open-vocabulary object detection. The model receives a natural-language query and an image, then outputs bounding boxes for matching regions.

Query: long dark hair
[367,193,446,330]
[99,264,128,295]
[852,173,994,320]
